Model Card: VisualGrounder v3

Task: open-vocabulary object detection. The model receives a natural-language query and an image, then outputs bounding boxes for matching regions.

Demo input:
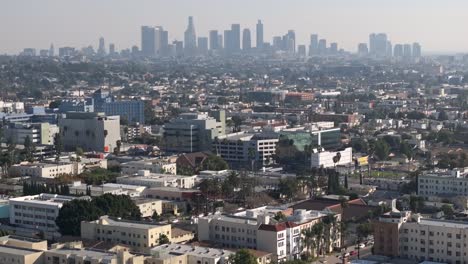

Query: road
[312,244,372,264]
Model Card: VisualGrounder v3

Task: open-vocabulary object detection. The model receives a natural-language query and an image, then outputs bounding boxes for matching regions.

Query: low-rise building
[148,244,233,264]
[68,182,146,197]
[418,168,468,197]
[9,194,83,239]
[45,245,145,264]
[117,170,196,189]
[133,198,163,218]
[81,216,173,253]
[310,147,353,168]
[121,158,177,175]
[0,235,47,264]
[10,162,75,178]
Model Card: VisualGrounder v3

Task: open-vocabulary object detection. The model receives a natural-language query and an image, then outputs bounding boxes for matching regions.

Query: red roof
[258,221,296,232]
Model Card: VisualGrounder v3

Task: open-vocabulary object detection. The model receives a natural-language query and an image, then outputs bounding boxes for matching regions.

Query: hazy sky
[2,0,468,54]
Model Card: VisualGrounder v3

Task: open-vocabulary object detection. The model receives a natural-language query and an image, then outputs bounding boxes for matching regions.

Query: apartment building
[121,158,177,175]
[213,132,279,167]
[197,206,340,262]
[68,182,145,197]
[44,247,145,264]
[117,170,196,189]
[3,122,58,145]
[58,112,121,152]
[374,210,468,263]
[10,162,75,178]
[163,111,225,153]
[0,235,47,264]
[418,168,468,197]
[133,198,163,218]
[81,216,173,253]
[148,244,233,264]
[9,194,82,239]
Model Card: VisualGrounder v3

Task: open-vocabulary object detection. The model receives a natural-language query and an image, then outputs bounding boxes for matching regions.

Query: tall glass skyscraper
[184,16,197,55]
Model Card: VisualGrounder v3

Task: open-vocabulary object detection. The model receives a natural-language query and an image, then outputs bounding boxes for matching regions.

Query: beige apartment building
[81,216,172,253]
[0,236,47,264]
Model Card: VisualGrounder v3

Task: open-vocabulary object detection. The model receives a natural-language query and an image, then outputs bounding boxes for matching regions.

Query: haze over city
[2,0,468,54]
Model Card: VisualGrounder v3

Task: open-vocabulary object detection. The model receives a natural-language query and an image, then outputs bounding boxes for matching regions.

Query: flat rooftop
[151,243,233,259]
[9,193,78,206]
[0,245,42,255]
[419,218,468,229]
[95,216,170,230]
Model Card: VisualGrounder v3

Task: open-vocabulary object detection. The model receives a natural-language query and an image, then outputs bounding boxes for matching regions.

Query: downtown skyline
[2,0,468,55]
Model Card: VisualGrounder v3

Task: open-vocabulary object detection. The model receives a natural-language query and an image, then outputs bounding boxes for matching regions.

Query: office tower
[309,34,319,56]
[184,16,197,55]
[272,36,282,50]
[386,41,393,57]
[412,42,422,58]
[357,43,368,56]
[141,26,156,57]
[403,44,412,59]
[286,30,296,53]
[198,37,209,54]
[160,30,169,56]
[297,45,306,57]
[131,45,139,55]
[369,33,376,55]
[242,28,252,51]
[209,30,219,50]
[231,24,241,52]
[224,30,232,53]
[173,41,184,56]
[256,20,264,50]
[217,34,223,49]
[109,43,115,55]
[318,39,327,55]
[330,42,338,54]
[49,44,54,57]
[376,33,388,56]
[393,44,403,57]
[98,37,106,55]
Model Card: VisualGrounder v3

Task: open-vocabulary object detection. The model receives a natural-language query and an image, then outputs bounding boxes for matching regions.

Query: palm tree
[301,228,316,259]
[248,147,256,171]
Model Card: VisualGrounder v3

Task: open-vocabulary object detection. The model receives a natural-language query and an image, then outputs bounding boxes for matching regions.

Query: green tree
[158,234,170,245]
[152,211,161,222]
[202,155,229,171]
[56,199,104,236]
[278,178,299,201]
[373,139,390,161]
[23,135,36,162]
[273,211,287,222]
[409,195,425,213]
[228,249,257,264]
[53,133,63,161]
[441,204,455,219]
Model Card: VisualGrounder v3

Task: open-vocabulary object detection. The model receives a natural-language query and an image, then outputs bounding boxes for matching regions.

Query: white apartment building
[418,168,468,197]
[9,194,82,239]
[133,198,163,218]
[198,206,340,262]
[310,147,353,168]
[58,112,121,152]
[121,158,177,175]
[374,211,468,264]
[213,132,279,167]
[117,170,196,189]
[68,182,146,197]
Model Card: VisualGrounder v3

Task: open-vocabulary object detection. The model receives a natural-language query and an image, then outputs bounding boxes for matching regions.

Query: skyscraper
[160,30,169,56]
[184,16,197,56]
[297,45,306,57]
[109,43,115,55]
[358,43,368,56]
[386,41,393,57]
[318,39,327,55]
[98,37,106,55]
[141,26,156,57]
[369,33,388,57]
[330,42,338,55]
[393,44,404,57]
[286,30,296,53]
[309,34,319,56]
[369,33,376,55]
[242,28,251,51]
[412,43,422,58]
[231,24,241,52]
[403,44,412,59]
[209,30,219,50]
[256,20,264,50]
[198,37,209,54]
[49,44,54,57]
[224,30,232,53]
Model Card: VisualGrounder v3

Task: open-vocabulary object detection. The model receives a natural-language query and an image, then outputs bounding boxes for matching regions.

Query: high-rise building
[184,16,197,56]
[403,44,412,59]
[393,44,404,57]
[49,44,54,57]
[309,34,319,56]
[286,30,296,53]
[329,42,338,54]
[217,34,223,50]
[412,42,422,58]
[318,39,327,55]
[198,37,209,54]
[231,24,241,52]
[297,45,306,57]
[109,43,115,55]
[242,28,252,51]
[173,40,184,56]
[272,36,282,50]
[386,41,393,57]
[141,26,156,57]
[224,30,232,53]
[97,37,106,55]
[357,43,368,56]
[256,20,264,50]
[369,33,388,57]
[160,30,169,56]
[209,30,219,50]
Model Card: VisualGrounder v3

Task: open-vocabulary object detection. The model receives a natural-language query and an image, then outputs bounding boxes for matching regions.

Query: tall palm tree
[301,228,317,259]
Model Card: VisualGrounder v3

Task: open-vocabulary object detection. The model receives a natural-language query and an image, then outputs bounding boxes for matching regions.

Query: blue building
[93,89,145,124]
